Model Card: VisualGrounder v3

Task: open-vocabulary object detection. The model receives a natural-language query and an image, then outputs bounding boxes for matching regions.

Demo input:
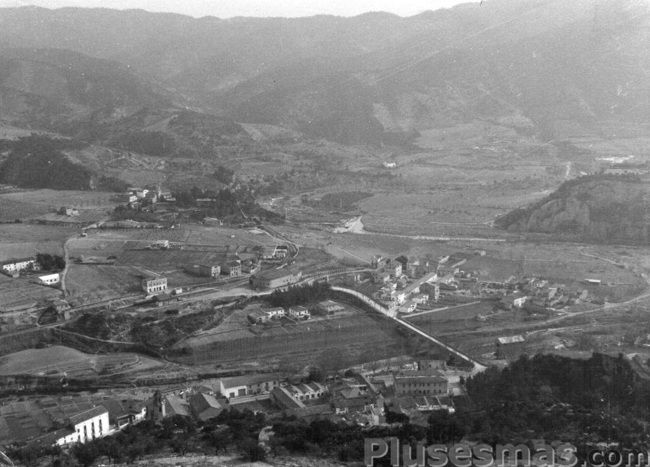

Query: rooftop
[497,335,526,345]
[1,257,35,266]
[165,395,190,417]
[69,406,108,425]
[220,373,280,390]
[189,393,223,413]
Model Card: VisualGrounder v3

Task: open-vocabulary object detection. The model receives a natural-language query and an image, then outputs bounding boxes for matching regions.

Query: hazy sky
[0,0,472,18]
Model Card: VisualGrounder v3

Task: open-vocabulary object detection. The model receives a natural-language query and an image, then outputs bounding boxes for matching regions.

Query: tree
[170,433,194,456]
[238,438,266,462]
[306,365,325,382]
[72,442,100,467]
[209,427,233,454]
[36,253,66,271]
[427,410,466,443]
[213,165,235,185]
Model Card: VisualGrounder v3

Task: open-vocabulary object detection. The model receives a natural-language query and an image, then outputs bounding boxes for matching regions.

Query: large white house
[288,306,310,319]
[50,406,110,446]
[1,257,39,276]
[142,276,168,294]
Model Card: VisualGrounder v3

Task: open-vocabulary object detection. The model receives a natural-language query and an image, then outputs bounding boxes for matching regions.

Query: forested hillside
[496,174,649,244]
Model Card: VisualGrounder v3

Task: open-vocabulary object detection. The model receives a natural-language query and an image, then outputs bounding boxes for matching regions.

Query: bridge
[331,285,486,374]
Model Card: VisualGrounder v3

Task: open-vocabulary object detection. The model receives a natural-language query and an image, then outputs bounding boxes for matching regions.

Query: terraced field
[174,307,418,368]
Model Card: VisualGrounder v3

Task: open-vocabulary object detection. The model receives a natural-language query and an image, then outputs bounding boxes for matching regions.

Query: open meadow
[0,345,164,378]
[0,223,71,249]
[65,264,144,304]
[0,189,117,222]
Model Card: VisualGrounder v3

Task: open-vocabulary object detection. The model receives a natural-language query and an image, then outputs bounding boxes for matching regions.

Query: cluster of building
[0,394,147,448]
[153,359,454,429]
[246,300,345,325]
[141,255,268,297]
[332,360,454,427]
[367,248,600,318]
[499,277,593,314]
[250,268,302,289]
[261,245,289,261]
[370,255,440,313]
[2,356,458,452]
[246,305,310,324]
[1,257,40,277]
[119,186,175,209]
[0,257,61,286]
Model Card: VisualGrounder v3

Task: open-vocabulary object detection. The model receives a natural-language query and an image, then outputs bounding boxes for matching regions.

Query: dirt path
[60,236,73,296]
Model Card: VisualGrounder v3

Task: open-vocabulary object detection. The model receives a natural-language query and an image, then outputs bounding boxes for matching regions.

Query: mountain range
[0,0,648,145]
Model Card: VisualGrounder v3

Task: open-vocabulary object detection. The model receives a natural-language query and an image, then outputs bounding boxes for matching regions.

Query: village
[0,183,647,458]
[0,351,465,449]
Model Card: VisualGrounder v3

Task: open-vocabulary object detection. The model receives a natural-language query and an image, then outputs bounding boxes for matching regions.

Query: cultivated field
[357,189,540,237]
[0,189,117,222]
[0,275,61,313]
[0,345,164,377]
[175,305,418,368]
[65,264,144,304]
[0,223,72,247]
[117,249,230,271]
[405,301,504,336]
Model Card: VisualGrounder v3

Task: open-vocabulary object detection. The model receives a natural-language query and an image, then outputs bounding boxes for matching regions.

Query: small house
[289,306,310,319]
[38,273,60,286]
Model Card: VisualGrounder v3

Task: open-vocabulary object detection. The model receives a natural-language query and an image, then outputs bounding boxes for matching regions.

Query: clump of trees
[213,165,234,185]
[267,281,331,308]
[460,353,650,447]
[172,186,284,224]
[36,253,66,271]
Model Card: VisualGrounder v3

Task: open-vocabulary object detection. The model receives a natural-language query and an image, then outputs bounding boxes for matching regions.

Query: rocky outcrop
[496,175,649,244]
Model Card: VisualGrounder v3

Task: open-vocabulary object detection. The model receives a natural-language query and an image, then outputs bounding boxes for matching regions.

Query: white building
[39,273,60,286]
[265,307,286,319]
[1,257,39,276]
[71,406,110,444]
[285,382,328,401]
[513,297,528,308]
[288,306,310,319]
[142,276,168,294]
[218,374,281,399]
[51,406,110,446]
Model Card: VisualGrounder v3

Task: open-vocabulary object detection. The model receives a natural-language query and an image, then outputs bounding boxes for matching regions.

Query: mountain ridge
[0,0,648,145]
